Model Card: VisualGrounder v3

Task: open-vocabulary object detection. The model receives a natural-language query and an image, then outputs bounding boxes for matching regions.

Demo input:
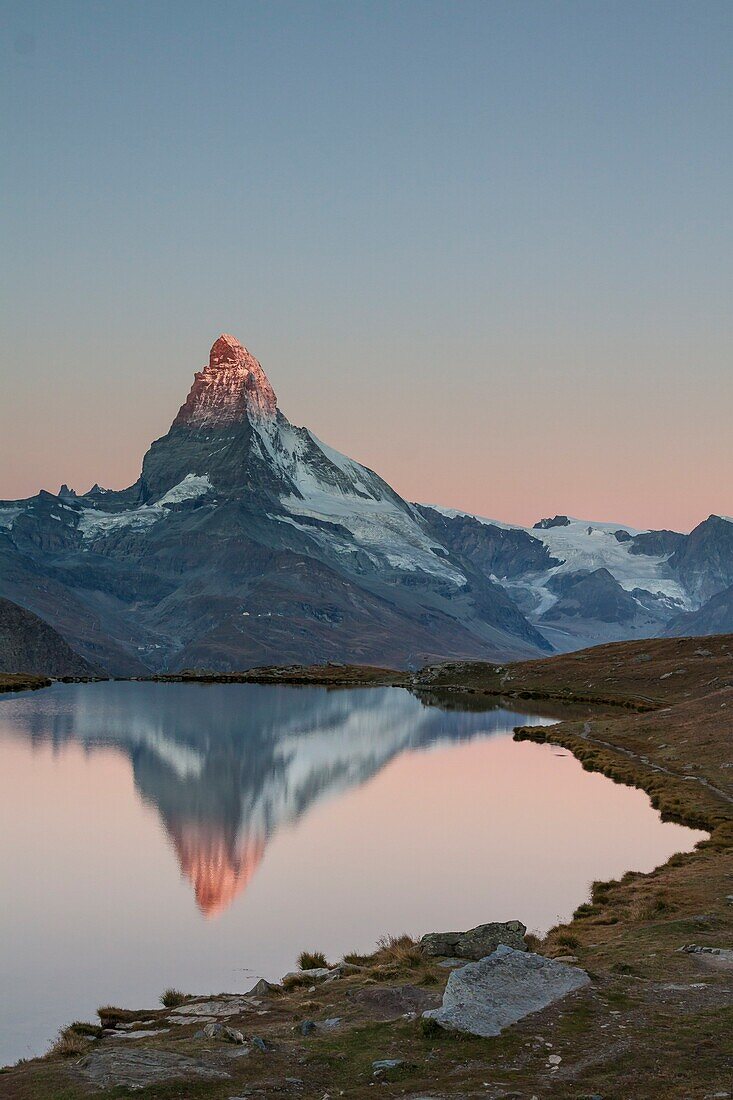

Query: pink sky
[2,330,729,532]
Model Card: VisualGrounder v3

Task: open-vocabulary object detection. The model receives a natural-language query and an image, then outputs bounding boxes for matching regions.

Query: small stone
[224,1026,246,1044]
[246,978,283,998]
[372,1058,405,1079]
[172,996,255,1017]
[296,1019,316,1036]
[201,1021,245,1044]
[250,1035,268,1052]
[282,967,334,983]
[547,1054,562,1064]
[108,1028,170,1040]
[553,954,578,963]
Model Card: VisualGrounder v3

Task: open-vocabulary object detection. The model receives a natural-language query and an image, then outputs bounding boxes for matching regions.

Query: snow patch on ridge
[422,506,691,610]
[0,507,22,529]
[157,474,213,506]
[247,419,466,583]
[78,475,213,540]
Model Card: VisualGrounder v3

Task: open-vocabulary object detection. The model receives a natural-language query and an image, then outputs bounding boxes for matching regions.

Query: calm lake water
[0,681,706,1065]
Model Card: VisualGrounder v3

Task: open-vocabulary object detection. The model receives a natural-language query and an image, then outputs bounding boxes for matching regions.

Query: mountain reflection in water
[3,681,554,917]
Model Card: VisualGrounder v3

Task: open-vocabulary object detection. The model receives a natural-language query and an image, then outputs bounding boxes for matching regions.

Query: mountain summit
[173,334,277,429]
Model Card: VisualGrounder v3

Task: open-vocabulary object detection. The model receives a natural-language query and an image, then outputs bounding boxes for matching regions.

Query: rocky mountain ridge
[421,506,733,651]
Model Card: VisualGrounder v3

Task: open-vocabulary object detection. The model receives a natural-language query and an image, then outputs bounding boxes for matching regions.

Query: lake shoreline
[2,635,731,1097]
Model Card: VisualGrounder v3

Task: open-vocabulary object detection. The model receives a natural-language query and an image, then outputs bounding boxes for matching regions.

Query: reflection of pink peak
[170,824,267,919]
[172,334,277,429]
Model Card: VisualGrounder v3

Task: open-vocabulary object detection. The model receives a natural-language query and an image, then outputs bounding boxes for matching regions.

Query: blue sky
[2,1,731,528]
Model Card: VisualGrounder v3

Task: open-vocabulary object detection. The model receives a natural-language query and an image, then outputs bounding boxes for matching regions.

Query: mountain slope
[0,597,95,676]
[0,336,548,672]
[663,583,733,638]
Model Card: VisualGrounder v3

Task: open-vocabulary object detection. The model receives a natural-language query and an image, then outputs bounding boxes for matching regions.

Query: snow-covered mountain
[2,333,731,670]
[417,507,733,651]
[0,335,547,672]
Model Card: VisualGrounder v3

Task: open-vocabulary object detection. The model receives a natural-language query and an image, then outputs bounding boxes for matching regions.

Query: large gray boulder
[420,920,527,960]
[423,945,590,1037]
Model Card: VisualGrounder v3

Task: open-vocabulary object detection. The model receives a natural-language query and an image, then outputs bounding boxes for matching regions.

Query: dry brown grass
[45,1022,98,1059]
[373,933,424,968]
[96,1004,139,1027]
[160,987,188,1008]
[297,950,332,970]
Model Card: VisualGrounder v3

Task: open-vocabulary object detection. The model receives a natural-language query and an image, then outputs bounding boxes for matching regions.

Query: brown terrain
[0,634,731,1099]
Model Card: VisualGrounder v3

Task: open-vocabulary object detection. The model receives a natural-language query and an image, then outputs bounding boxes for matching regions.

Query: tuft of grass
[97,1004,138,1027]
[298,950,331,971]
[160,988,188,1008]
[374,933,423,968]
[46,1023,98,1059]
[66,1021,101,1038]
[554,931,581,949]
[523,932,543,952]
[573,901,600,919]
[343,950,372,966]
[419,1015,443,1039]
[283,972,313,991]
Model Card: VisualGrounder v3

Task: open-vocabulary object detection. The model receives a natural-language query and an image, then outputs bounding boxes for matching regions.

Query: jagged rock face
[666,516,733,604]
[663,583,733,638]
[542,567,654,626]
[629,529,687,558]
[173,334,277,428]
[416,506,559,579]
[421,921,527,960]
[533,515,571,530]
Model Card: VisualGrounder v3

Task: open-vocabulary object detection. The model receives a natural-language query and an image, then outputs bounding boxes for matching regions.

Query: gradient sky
[2,0,731,530]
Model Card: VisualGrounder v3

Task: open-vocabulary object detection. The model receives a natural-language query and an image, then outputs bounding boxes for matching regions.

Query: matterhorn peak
[172,334,278,429]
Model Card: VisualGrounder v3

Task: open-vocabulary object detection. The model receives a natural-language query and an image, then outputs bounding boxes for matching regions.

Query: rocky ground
[1,635,731,1099]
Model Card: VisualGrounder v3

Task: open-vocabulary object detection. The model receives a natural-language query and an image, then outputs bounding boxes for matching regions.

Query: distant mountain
[665,515,733,605]
[0,597,94,676]
[0,336,548,673]
[663,583,733,639]
[419,509,733,652]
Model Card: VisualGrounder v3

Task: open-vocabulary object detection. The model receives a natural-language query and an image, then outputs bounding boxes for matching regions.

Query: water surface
[0,681,705,1065]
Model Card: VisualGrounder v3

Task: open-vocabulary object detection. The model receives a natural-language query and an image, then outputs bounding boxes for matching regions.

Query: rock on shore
[423,945,590,1037]
[420,920,527,960]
